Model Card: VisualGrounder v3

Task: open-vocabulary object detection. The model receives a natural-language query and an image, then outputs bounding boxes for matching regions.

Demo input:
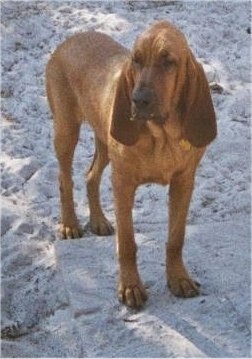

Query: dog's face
[130,22,188,125]
[110,21,217,148]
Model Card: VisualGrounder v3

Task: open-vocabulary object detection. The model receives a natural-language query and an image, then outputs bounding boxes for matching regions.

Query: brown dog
[46,21,217,308]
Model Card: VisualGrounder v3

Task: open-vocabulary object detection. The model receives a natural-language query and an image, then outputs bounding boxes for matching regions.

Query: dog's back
[46,31,128,142]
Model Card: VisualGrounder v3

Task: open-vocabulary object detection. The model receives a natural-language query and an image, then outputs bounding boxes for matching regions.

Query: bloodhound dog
[46,21,217,308]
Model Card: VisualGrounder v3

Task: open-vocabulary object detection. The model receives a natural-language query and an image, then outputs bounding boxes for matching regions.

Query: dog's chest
[111,137,197,186]
[134,142,190,184]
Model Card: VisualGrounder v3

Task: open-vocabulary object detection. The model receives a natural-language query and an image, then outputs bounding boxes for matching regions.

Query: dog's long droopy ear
[180,52,217,148]
[110,61,142,146]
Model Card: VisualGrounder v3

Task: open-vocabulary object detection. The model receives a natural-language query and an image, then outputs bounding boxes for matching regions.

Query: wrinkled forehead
[133,24,188,58]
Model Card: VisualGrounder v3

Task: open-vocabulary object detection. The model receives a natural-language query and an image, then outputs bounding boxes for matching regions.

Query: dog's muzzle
[130,88,167,124]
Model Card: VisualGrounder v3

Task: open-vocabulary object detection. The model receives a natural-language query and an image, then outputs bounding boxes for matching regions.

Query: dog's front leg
[167,170,200,298]
[112,172,148,308]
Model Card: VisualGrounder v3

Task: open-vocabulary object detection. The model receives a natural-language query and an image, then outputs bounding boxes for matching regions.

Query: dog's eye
[159,51,176,70]
[161,57,175,70]
[132,53,143,68]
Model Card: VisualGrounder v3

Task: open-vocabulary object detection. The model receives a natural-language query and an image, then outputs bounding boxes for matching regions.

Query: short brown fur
[46,21,217,308]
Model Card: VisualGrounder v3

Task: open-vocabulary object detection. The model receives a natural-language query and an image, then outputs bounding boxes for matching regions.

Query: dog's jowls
[46,21,217,308]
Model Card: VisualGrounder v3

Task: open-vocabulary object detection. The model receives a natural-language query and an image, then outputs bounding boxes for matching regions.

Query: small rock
[1,321,22,339]
[210,82,224,94]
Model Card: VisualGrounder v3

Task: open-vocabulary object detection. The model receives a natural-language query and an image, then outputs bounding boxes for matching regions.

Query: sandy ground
[1,1,251,358]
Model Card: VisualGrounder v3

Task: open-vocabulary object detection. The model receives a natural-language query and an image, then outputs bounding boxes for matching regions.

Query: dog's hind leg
[86,136,114,236]
[47,62,83,239]
[54,121,82,239]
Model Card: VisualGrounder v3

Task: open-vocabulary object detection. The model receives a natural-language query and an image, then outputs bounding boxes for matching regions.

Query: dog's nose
[132,88,153,108]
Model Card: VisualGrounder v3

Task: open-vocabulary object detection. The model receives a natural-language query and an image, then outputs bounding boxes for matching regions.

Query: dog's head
[110,21,217,147]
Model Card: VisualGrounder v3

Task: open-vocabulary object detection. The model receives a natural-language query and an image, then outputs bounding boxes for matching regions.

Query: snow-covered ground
[1,1,251,357]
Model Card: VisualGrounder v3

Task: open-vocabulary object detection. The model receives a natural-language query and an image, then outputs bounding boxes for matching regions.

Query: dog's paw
[89,216,114,236]
[168,276,200,298]
[118,280,148,308]
[60,223,83,239]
